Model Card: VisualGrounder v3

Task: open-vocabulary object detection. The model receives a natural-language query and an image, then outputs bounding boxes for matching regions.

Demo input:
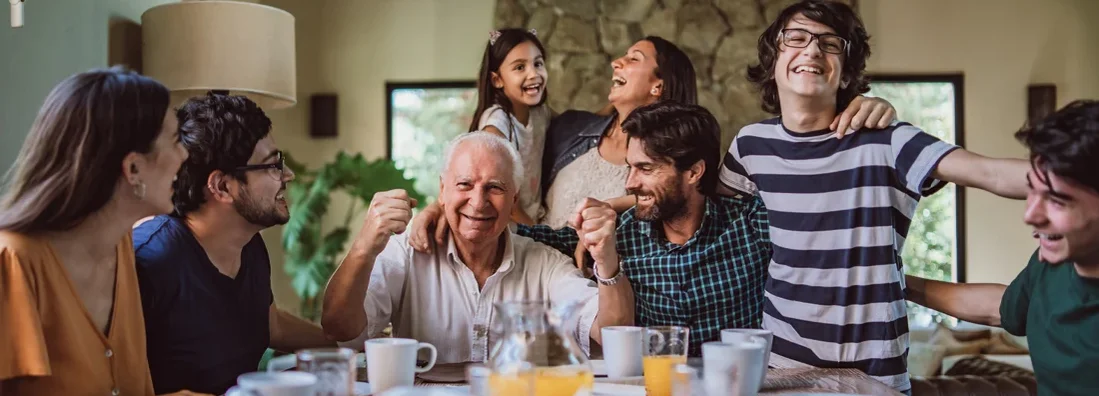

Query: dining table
[353,361,906,395]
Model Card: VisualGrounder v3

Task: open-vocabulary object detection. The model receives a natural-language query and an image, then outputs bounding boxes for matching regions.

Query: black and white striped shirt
[718,118,958,392]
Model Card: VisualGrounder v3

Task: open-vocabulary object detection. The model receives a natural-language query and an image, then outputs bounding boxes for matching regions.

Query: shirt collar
[578,113,616,137]
[444,231,517,274]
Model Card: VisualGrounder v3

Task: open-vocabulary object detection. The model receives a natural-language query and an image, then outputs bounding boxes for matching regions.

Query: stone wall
[493,0,852,148]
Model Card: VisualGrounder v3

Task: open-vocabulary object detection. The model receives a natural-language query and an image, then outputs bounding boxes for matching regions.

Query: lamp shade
[141,0,296,109]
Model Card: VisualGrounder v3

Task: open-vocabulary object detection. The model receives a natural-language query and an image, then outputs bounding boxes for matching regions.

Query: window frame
[385,80,478,161]
[868,73,967,283]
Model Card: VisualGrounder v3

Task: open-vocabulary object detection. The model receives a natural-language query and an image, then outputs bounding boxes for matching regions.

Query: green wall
[0,0,173,181]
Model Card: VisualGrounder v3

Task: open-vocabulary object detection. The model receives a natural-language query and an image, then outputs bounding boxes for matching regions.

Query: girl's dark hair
[0,66,171,233]
[1015,99,1099,194]
[747,0,871,115]
[644,36,698,106]
[468,28,548,136]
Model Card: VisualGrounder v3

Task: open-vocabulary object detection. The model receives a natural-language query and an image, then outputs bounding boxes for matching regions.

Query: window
[866,74,966,327]
[386,81,478,203]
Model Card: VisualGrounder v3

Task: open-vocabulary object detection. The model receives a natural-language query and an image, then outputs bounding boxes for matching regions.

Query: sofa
[908,322,1035,396]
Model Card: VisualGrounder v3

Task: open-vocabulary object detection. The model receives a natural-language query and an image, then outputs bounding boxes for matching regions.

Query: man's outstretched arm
[905,275,1007,326]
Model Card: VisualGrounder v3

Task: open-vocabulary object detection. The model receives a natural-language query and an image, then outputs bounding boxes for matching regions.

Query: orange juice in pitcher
[486,301,594,396]
[488,367,594,396]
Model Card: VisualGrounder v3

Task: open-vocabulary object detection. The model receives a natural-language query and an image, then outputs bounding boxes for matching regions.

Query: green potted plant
[280,151,424,321]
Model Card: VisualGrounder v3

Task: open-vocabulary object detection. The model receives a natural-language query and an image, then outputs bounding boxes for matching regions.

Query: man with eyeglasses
[132,93,333,395]
[716,1,1029,394]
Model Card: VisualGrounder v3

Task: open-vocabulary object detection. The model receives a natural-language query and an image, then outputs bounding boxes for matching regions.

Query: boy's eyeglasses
[780,28,848,55]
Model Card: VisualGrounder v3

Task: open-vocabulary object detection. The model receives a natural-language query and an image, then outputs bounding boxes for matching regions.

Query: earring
[651,88,659,95]
[132,181,146,200]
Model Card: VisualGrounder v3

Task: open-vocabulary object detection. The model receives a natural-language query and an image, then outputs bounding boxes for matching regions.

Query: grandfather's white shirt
[338,232,600,364]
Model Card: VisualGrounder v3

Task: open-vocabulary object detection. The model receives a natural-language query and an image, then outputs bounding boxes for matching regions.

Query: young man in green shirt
[906,99,1099,396]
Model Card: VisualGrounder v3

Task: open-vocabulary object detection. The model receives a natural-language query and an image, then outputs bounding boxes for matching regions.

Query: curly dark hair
[747,0,871,115]
[621,101,721,195]
[172,93,272,216]
[1015,99,1099,193]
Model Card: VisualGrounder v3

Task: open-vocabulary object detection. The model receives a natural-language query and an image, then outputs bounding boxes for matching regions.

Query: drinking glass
[643,326,690,396]
[296,348,356,396]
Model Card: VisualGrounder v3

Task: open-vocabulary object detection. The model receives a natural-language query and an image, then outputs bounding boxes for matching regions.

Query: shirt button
[105,349,113,358]
[111,388,120,396]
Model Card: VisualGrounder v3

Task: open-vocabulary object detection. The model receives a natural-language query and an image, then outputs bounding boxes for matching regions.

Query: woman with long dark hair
[0,66,193,395]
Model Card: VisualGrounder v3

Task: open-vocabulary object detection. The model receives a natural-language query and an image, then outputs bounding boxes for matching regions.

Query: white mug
[722,328,773,385]
[235,371,317,396]
[702,339,767,396]
[601,326,644,378]
[365,338,438,394]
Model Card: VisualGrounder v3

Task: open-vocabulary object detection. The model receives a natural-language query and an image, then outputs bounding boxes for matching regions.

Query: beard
[629,179,689,222]
[234,184,289,228]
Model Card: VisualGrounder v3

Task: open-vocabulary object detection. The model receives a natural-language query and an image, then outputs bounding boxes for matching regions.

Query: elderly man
[321,132,634,362]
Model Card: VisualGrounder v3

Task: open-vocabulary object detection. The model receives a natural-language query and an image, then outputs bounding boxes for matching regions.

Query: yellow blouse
[0,230,155,396]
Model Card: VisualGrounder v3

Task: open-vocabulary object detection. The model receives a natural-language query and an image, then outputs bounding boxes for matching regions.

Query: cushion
[945,356,1035,378]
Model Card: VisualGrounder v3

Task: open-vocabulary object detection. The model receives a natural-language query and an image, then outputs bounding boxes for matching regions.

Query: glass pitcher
[486,300,594,396]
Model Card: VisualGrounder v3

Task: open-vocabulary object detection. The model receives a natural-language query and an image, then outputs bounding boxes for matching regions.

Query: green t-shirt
[1000,249,1099,396]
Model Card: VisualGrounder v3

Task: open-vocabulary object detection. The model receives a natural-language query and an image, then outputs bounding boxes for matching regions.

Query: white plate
[225,382,372,396]
[592,382,646,396]
[594,376,644,385]
[369,385,469,395]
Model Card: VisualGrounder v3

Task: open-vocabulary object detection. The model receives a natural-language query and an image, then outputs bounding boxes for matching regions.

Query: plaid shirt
[517,196,772,356]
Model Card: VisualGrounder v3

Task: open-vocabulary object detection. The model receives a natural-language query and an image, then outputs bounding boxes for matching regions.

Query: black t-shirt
[133,215,273,395]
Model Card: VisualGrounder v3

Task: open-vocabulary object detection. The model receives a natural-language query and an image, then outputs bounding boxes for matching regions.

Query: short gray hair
[440,131,524,191]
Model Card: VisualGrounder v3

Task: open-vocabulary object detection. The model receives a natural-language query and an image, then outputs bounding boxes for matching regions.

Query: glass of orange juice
[642,326,689,396]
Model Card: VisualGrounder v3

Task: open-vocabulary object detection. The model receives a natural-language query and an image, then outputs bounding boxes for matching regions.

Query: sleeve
[718,135,758,197]
[337,235,410,351]
[890,123,960,197]
[542,247,599,356]
[516,224,581,259]
[133,237,177,327]
[478,105,516,141]
[0,247,50,380]
[999,250,1039,336]
[747,196,773,265]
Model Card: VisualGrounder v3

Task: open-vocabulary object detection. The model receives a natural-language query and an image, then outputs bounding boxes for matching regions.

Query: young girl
[466,28,551,226]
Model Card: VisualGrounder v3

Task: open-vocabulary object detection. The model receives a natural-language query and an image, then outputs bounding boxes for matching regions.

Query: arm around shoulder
[931,149,1030,200]
[904,275,1007,327]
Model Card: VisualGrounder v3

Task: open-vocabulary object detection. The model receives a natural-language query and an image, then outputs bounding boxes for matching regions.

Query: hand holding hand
[570,198,620,279]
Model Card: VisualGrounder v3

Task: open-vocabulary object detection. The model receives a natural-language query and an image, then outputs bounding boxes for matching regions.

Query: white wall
[861,0,1099,284]
[259,0,496,311]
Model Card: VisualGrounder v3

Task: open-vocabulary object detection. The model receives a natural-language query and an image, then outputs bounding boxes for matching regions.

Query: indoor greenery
[281,151,424,321]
